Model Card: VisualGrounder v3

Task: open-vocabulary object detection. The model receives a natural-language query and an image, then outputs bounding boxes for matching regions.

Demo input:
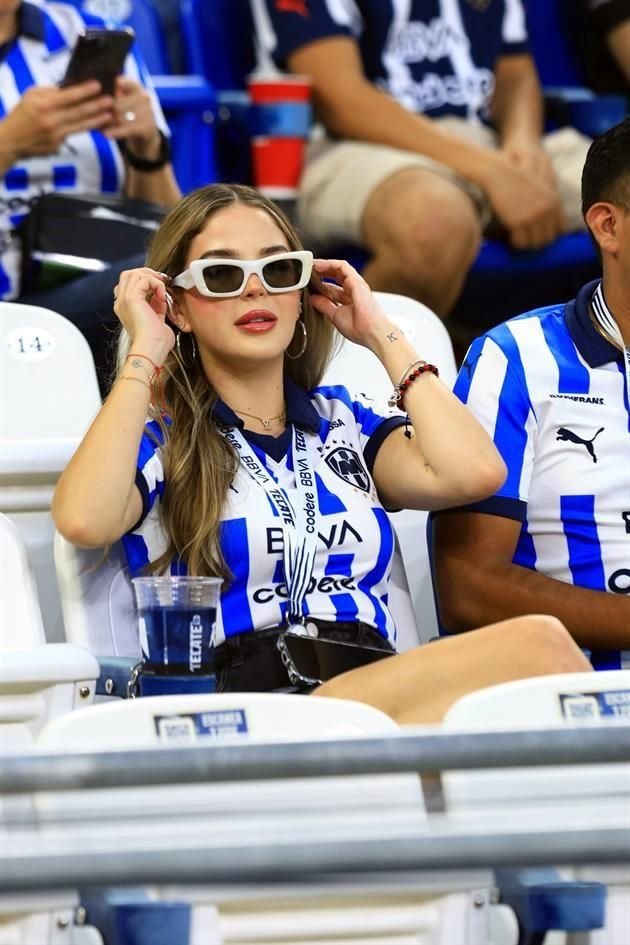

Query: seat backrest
[525,0,585,88]
[441,670,630,812]
[0,303,101,643]
[54,533,138,658]
[181,0,256,89]
[36,692,425,828]
[321,292,457,647]
[0,513,45,647]
[0,302,101,475]
[41,691,400,746]
[0,515,99,750]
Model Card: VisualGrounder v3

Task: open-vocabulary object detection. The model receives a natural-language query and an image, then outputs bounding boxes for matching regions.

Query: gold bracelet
[119,374,152,393]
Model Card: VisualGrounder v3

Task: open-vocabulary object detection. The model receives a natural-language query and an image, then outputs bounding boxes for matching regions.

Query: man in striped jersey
[432,119,630,670]
[251,0,590,317]
[0,0,180,390]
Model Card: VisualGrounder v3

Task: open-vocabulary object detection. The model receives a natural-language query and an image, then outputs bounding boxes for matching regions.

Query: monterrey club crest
[325,447,370,493]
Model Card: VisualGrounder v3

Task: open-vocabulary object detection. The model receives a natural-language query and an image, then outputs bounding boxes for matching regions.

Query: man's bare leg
[361,166,483,318]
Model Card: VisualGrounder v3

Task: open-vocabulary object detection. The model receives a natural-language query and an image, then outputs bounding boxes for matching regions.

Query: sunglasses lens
[202,263,244,295]
[263,257,303,289]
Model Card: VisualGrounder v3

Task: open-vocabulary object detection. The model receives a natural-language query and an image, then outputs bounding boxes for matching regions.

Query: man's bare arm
[433,510,630,650]
[289,37,495,184]
[491,54,544,150]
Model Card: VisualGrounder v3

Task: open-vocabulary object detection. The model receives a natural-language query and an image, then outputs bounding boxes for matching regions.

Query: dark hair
[581,118,630,217]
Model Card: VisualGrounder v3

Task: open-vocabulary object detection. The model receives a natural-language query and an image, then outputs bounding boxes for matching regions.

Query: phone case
[61,28,135,96]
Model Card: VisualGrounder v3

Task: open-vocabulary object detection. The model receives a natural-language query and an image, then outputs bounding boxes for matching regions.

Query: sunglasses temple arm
[171,273,194,290]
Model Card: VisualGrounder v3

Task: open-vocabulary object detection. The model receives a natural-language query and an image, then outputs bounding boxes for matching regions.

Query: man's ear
[585,202,620,256]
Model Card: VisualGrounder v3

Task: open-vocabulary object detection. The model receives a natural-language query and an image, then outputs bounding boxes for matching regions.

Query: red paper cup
[247,73,311,105]
[251,136,306,198]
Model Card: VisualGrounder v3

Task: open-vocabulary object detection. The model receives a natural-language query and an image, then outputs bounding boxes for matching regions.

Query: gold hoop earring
[286,320,307,360]
[176,331,197,366]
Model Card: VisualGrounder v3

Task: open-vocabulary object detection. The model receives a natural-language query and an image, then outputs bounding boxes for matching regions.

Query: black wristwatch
[119,130,171,172]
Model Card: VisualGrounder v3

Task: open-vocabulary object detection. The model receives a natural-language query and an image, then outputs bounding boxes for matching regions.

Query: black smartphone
[277,633,393,688]
[60,28,135,96]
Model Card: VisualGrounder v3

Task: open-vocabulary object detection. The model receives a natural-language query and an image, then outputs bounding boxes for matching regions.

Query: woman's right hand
[113,267,176,364]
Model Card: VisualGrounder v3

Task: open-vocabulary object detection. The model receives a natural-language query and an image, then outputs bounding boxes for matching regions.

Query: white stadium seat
[24,692,508,945]
[0,302,101,643]
[0,513,99,748]
[442,671,630,945]
[0,514,101,945]
[321,292,457,647]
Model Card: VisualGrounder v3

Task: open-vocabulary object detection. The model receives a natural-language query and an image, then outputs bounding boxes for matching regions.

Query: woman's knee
[501,614,592,674]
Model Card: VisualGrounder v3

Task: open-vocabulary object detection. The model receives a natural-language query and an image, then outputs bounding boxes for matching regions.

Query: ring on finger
[124,110,136,122]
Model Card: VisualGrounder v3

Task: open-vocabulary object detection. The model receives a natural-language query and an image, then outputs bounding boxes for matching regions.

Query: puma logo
[556,427,604,463]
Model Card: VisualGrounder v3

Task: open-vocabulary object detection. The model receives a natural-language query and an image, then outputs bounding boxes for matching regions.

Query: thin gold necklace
[232,406,286,431]
[589,303,623,351]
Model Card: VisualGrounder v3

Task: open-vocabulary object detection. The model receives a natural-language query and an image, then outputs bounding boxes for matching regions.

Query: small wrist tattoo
[386,331,398,343]
[129,357,145,369]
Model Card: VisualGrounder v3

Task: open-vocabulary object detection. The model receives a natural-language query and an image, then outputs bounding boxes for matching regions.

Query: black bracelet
[119,130,171,172]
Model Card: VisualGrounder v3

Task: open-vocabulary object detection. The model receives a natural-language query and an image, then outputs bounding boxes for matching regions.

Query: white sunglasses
[172,250,313,298]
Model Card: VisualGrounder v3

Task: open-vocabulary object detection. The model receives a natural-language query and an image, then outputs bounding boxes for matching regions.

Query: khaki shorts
[298,118,590,245]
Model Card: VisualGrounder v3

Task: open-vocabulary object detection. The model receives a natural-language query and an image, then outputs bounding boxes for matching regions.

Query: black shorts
[213,620,395,694]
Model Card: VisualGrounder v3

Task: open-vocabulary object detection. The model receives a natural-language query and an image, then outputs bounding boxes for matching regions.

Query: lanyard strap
[218,424,319,624]
[592,283,630,399]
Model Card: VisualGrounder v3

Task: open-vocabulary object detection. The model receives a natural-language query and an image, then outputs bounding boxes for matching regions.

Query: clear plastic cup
[132,576,222,676]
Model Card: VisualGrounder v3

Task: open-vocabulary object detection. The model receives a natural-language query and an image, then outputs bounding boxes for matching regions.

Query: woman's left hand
[105,76,162,160]
[309,258,395,351]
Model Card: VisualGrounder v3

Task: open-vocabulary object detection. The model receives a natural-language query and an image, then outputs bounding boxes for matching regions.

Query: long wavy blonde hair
[117,183,336,578]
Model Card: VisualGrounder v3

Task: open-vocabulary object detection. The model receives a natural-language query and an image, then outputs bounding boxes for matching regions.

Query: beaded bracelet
[388,360,439,408]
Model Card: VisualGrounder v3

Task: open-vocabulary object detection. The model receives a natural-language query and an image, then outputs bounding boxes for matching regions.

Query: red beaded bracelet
[388,361,439,408]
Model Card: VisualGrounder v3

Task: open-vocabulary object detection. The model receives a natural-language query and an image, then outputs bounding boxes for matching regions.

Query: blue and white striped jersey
[453,280,630,670]
[0,1,168,300]
[123,381,406,648]
[253,0,529,121]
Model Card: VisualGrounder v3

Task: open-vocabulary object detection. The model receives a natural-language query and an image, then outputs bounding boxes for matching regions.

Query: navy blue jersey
[253,0,529,121]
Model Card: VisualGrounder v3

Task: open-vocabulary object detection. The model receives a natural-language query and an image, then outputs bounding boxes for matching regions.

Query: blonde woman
[53,184,590,722]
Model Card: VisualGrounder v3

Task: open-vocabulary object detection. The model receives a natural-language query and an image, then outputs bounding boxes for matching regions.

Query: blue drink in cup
[132,576,222,676]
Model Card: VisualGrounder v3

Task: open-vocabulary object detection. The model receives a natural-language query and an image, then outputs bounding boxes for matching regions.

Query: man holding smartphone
[0,0,181,393]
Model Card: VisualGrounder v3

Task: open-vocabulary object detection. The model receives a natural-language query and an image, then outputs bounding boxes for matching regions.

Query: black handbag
[17,192,167,293]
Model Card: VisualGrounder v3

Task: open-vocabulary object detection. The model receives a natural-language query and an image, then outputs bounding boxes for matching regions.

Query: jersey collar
[17,2,46,42]
[212,376,321,433]
[565,279,623,367]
